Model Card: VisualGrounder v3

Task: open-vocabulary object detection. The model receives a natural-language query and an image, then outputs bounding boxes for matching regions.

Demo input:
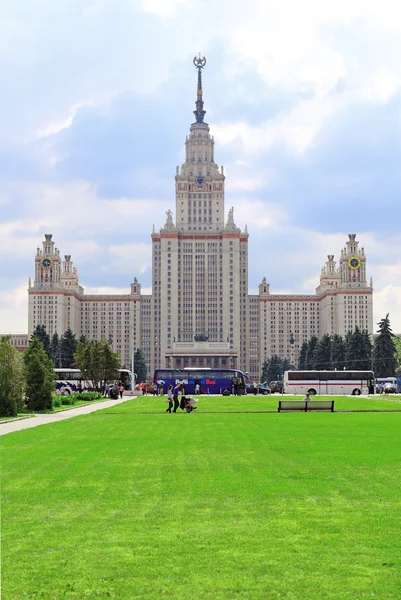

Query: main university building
[28,58,373,380]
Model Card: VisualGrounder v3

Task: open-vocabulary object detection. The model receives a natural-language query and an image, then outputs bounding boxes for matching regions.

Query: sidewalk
[0,395,133,437]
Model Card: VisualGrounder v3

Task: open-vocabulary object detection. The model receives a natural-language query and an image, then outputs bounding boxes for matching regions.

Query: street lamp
[289,331,295,367]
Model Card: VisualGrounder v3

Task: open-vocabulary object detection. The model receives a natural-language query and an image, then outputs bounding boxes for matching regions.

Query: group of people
[165,382,198,413]
[106,382,125,399]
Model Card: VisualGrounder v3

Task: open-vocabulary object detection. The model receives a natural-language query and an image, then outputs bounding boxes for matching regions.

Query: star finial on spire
[193,54,207,124]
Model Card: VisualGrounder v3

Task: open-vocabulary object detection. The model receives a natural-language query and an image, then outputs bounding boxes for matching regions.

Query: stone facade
[27,60,373,379]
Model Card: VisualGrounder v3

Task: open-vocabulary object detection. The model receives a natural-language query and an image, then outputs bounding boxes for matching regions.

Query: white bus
[283,370,375,396]
[54,368,132,395]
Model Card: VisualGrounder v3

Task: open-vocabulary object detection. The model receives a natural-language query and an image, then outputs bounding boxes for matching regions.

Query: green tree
[331,334,346,370]
[373,314,397,377]
[49,333,61,367]
[31,324,50,358]
[345,327,372,370]
[305,336,318,370]
[360,330,373,370]
[394,337,401,369]
[79,334,87,344]
[60,328,77,368]
[314,334,332,370]
[260,358,269,382]
[281,358,295,377]
[260,355,282,382]
[23,337,55,412]
[298,341,308,370]
[345,329,359,370]
[0,336,26,417]
[134,348,148,383]
[75,339,121,393]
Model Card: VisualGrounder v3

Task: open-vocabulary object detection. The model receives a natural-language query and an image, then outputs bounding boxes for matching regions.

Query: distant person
[233,377,239,396]
[141,382,146,396]
[166,385,173,413]
[194,379,201,395]
[119,383,124,399]
[253,382,258,395]
[173,382,181,413]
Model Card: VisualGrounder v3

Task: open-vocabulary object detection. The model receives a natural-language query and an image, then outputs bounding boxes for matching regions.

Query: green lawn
[105,393,401,413]
[2,404,401,599]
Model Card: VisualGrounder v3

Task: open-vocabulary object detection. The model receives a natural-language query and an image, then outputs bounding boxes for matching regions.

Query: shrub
[61,396,75,406]
[75,392,103,401]
[53,398,61,407]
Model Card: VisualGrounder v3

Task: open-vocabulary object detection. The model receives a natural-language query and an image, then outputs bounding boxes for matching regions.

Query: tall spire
[193,54,207,124]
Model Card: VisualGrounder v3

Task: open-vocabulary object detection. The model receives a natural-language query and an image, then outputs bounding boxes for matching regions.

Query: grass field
[105,393,401,413]
[2,397,401,599]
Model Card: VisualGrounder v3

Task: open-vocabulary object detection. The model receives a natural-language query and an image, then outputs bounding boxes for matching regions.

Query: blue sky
[0,0,400,333]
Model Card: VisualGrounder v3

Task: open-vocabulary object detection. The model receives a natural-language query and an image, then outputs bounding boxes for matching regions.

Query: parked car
[245,382,271,395]
[383,382,397,394]
[268,381,284,393]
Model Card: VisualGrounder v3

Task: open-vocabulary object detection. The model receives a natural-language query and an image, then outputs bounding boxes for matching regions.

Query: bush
[75,391,103,401]
[61,396,75,406]
[51,391,103,408]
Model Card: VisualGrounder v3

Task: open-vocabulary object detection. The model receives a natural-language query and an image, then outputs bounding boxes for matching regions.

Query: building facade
[27,58,373,379]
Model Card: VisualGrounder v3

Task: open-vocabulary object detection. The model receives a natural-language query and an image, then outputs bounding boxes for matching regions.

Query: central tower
[175,55,225,234]
[150,56,249,372]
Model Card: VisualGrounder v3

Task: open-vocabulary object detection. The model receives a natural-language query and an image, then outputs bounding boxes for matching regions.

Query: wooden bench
[278,400,335,412]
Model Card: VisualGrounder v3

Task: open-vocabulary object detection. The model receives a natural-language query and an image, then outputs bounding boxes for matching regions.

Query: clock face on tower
[348,256,361,270]
[196,174,205,188]
[42,257,52,269]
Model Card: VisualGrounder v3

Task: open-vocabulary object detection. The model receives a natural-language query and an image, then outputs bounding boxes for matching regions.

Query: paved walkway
[0,396,133,437]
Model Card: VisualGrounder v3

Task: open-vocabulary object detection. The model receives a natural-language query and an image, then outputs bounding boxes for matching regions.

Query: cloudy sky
[0,0,400,334]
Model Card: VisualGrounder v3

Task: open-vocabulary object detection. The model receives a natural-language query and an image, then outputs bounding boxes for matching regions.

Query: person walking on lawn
[172,382,181,413]
[166,385,173,413]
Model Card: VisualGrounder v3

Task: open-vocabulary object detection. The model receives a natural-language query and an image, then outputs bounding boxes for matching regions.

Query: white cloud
[214,95,337,155]
[362,72,401,104]
[140,0,189,18]
[0,281,29,334]
[374,285,401,333]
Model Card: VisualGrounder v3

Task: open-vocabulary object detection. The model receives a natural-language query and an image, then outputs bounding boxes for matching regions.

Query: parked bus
[283,370,375,396]
[153,368,248,395]
[54,368,132,394]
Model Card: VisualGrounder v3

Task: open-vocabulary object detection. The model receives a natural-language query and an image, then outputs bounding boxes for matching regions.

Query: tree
[331,334,346,371]
[260,355,283,382]
[23,337,55,412]
[394,337,401,369]
[281,358,295,377]
[0,336,26,417]
[373,314,397,377]
[298,341,308,370]
[360,330,373,370]
[134,348,148,383]
[75,339,121,392]
[305,336,318,370]
[79,334,87,344]
[31,325,50,358]
[260,358,269,382]
[49,333,61,367]
[60,328,77,368]
[314,334,332,370]
[345,329,360,370]
[345,327,372,370]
